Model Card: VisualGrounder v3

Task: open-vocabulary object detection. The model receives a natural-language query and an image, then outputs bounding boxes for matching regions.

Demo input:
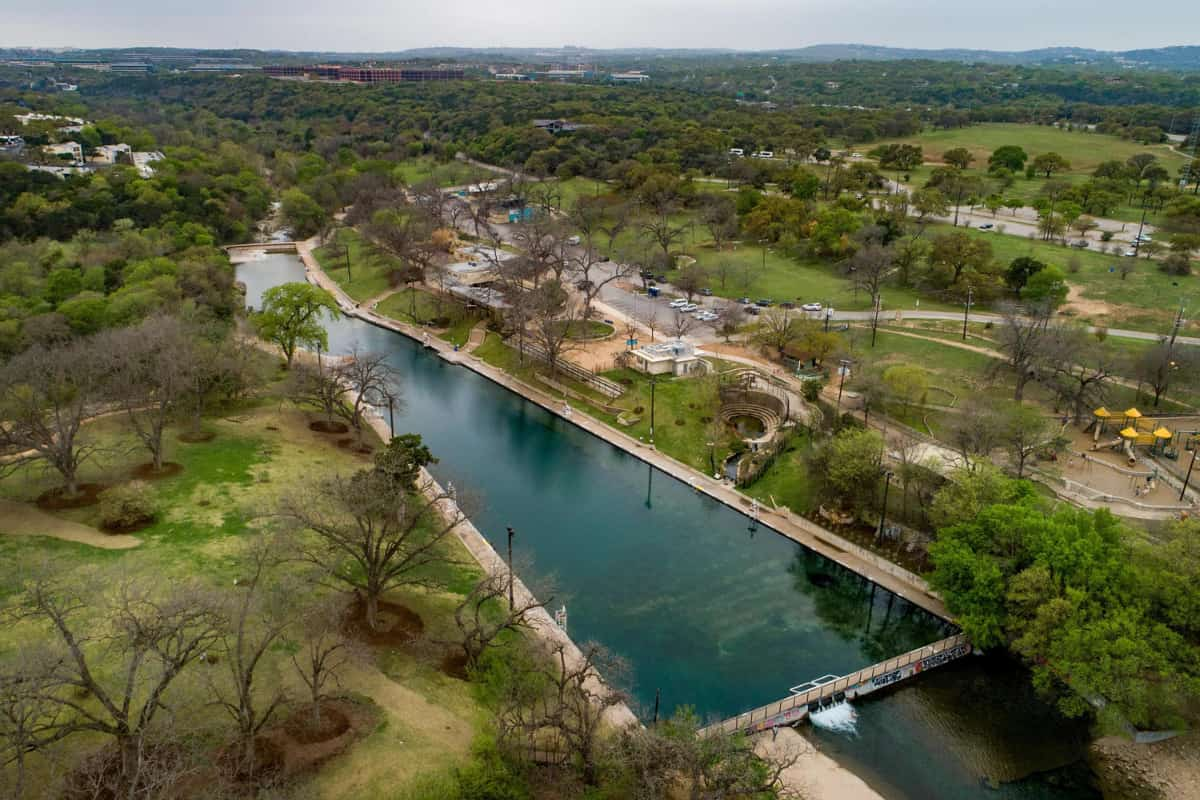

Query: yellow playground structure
[1089,407,1180,464]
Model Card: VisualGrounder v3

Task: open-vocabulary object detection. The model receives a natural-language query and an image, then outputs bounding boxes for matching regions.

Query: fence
[506,339,625,398]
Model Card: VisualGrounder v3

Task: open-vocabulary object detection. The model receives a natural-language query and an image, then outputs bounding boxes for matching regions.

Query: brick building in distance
[262,64,465,83]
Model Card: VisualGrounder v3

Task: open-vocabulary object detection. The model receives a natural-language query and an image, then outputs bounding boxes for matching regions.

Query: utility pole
[1133,193,1150,258]
[876,471,893,540]
[870,293,882,348]
[649,376,657,445]
[836,359,850,412]
[961,285,973,341]
[1169,300,1186,352]
[1182,447,1198,502]
[506,526,515,608]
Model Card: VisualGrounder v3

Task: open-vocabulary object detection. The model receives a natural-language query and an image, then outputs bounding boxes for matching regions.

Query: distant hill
[2,43,1199,71]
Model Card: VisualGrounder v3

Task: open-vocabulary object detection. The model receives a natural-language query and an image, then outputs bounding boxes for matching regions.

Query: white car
[1124,249,1138,257]
[680,303,700,313]
[1134,234,1152,243]
[566,235,582,245]
[801,302,823,312]
[696,311,719,322]
[668,299,688,308]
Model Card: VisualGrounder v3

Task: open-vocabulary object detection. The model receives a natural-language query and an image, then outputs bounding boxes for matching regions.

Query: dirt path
[463,320,489,353]
[1063,283,1117,319]
[0,499,140,549]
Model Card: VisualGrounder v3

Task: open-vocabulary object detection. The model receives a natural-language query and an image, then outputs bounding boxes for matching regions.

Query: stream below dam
[238,253,1101,800]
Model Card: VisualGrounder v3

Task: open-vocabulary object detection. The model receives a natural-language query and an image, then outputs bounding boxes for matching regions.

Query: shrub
[1100,230,1115,242]
[98,481,157,530]
[801,379,823,402]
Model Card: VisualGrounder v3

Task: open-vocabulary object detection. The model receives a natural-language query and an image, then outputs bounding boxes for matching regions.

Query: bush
[1100,230,1115,242]
[801,379,823,402]
[98,481,157,530]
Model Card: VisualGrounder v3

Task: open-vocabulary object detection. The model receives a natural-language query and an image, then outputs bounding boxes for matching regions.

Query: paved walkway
[464,320,489,353]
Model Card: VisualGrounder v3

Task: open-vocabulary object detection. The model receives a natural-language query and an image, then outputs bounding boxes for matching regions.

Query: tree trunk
[118,734,143,799]
[365,592,380,632]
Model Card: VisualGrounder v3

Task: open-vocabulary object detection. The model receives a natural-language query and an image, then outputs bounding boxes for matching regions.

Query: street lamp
[876,470,894,540]
[506,526,516,607]
[836,358,851,412]
[1181,447,1198,502]
[649,375,658,445]
[961,285,974,341]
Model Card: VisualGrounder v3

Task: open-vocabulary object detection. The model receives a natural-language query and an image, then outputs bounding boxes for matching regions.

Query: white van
[729,148,745,157]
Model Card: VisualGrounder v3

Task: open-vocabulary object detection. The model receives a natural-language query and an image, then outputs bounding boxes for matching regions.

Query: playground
[1056,407,1200,513]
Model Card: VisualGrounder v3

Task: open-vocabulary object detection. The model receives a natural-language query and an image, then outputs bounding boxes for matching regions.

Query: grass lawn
[740,429,817,514]
[314,228,398,302]
[550,176,610,210]
[395,157,495,188]
[375,288,483,347]
[0,398,499,799]
[922,222,1200,332]
[874,123,1189,175]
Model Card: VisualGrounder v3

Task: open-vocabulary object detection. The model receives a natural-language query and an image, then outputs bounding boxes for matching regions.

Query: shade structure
[1153,427,1173,439]
[1123,408,1143,419]
[1093,407,1112,418]
[1119,427,1139,439]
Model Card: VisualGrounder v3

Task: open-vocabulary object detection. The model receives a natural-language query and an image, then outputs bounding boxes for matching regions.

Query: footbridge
[700,633,971,737]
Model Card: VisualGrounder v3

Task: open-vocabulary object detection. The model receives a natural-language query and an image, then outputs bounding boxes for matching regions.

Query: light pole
[1133,195,1150,257]
[649,375,657,445]
[506,526,515,608]
[824,305,832,333]
[1181,447,1198,502]
[836,359,851,412]
[961,284,973,341]
[877,470,894,540]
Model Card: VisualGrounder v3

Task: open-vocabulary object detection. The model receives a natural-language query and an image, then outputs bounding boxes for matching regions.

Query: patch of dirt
[1062,284,1115,320]
[258,698,375,781]
[131,461,184,480]
[99,516,157,535]
[178,430,216,443]
[310,419,350,434]
[336,437,374,454]
[1091,733,1200,800]
[343,597,425,647]
[0,499,140,549]
[440,650,469,681]
[283,703,351,745]
[36,483,104,510]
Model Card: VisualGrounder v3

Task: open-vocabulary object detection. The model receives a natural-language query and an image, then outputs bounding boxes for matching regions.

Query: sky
[3,0,1198,53]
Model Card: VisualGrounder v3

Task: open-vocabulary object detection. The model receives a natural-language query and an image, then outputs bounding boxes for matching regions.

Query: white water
[808,702,858,736]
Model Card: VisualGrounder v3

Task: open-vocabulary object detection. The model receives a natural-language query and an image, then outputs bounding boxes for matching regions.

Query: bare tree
[364,208,438,287]
[281,468,465,631]
[640,207,688,268]
[288,359,349,428]
[290,598,359,728]
[598,200,634,259]
[701,195,739,253]
[0,652,63,800]
[497,640,629,786]
[569,246,634,319]
[210,537,291,776]
[1135,340,1196,407]
[994,303,1053,401]
[104,316,195,472]
[0,337,106,497]
[842,243,894,300]
[527,283,583,379]
[753,308,798,354]
[636,306,661,344]
[668,309,698,341]
[674,267,709,302]
[8,571,223,796]
[1044,327,1115,421]
[451,570,548,673]
[946,396,1006,470]
[715,303,745,344]
[331,347,400,446]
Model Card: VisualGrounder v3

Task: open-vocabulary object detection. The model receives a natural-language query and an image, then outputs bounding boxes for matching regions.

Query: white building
[43,142,83,165]
[92,143,132,164]
[610,72,650,84]
[16,113,88,127]
[132,150,165,177]
[630,341,703,376]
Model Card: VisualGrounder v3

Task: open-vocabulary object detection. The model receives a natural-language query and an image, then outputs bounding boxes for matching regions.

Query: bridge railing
[701,633,970,737]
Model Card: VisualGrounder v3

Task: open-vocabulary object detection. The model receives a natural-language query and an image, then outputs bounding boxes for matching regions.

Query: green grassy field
[395,157,496,188]
[874,123,1189,174]
[0,399,498,799]
[314,228,398,302]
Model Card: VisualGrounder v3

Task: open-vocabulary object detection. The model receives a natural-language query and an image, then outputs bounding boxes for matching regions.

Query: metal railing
[701,633,970,737]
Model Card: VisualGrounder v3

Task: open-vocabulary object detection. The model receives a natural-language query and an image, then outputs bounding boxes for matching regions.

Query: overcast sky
[4,0,1197,52]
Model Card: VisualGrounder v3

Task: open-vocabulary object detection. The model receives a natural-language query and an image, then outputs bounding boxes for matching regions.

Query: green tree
[943,147,974,170]
[1030,152,1071,179]
[1005,256,1046,291]
[812,427,884,516]
[882,364,928,417]
[280,187,327,239]
[1021,265,1069,309]
[988,145,1028,174]
[254,282,339,368]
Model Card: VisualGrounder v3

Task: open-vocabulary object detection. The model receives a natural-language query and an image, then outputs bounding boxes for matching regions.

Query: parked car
[978,222,994,231]
[697,311,718,322]
[566,235,581,245]
[669,299,688,308]
[655,274,667,282]
[1135,234,1153,243]
[780,301,796,310]
[737,296,751,304]
[1070,240,1089,249]
[755,298,773,307]
[743,305,761,315]
[700,288,714,296]
[680,303,700,313]
[1124,249,1138,257]
[801,302,823,312]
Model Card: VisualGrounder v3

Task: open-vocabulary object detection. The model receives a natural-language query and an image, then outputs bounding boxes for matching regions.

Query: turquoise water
[239,255,1099,800]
